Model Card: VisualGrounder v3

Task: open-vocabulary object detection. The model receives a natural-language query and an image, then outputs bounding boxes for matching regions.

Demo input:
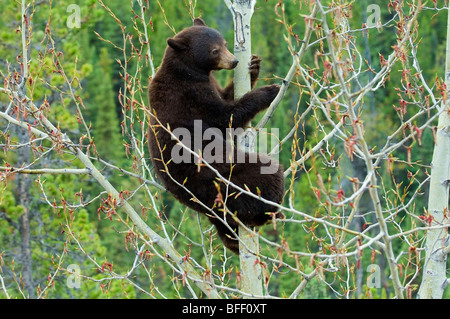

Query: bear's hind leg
[226,155,284,228]
[209,217,240,254]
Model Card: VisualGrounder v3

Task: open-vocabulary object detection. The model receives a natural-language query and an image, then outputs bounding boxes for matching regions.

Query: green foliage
[89,47,124,164]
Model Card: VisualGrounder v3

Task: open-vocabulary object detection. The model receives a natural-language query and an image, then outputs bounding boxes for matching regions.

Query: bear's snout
[218,57,238,70]
[218,49,239,70]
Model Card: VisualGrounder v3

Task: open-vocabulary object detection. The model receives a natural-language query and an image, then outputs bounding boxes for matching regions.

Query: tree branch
[0,91,221,299]
[0,167,91,176]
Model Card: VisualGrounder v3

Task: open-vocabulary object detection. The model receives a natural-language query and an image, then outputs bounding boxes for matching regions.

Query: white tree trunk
[417,10,450,299]
[226,0,263,298]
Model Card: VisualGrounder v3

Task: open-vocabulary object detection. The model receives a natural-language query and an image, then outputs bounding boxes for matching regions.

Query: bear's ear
[167,37,188,51]
[193,18,206,27]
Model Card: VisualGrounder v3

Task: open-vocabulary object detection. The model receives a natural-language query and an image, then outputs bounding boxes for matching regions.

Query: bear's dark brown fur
[148,18,284,253]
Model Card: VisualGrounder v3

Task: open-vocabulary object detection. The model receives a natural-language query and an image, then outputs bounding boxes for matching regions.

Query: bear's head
[166,18,238,73]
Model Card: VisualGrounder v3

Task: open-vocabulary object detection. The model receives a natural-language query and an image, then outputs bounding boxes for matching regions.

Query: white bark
[417,10,450,299]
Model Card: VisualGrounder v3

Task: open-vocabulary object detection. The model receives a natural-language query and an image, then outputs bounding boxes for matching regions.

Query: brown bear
[148,18,284,254]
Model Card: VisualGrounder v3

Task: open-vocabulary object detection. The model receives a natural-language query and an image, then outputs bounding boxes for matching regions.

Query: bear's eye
[211,49,219,56]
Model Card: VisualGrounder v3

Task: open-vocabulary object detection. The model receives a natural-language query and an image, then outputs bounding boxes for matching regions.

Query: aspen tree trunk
[417,9,450,299]
[225,0,263,298]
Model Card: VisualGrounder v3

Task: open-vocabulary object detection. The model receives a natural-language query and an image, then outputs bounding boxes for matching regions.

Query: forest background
[0,0,449,299]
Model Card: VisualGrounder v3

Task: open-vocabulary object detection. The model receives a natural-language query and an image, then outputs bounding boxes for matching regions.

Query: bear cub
[148,18,284,254]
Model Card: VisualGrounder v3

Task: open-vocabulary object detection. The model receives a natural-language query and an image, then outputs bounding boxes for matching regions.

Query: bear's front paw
[249,55,261,83]
[261,84,281,103]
